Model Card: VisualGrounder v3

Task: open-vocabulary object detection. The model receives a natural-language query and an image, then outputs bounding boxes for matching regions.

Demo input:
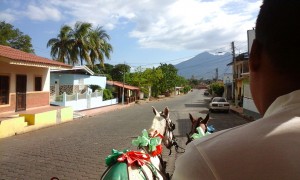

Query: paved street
[0,89,249,179]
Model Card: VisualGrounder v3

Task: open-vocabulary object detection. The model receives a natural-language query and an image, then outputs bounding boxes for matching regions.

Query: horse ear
[189,113,194,123]
[152,106,159,115]
[164,107,169,117]
[201,113,210,125]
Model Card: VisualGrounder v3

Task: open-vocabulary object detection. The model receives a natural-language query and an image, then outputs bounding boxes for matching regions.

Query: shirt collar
[264,89,300,118]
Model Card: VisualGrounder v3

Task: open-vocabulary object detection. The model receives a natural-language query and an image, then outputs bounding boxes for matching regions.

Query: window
[35,76,42,91]
[0,75,9,105]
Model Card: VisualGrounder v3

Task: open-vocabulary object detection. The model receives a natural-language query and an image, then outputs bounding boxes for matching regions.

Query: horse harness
[162,115,185,155]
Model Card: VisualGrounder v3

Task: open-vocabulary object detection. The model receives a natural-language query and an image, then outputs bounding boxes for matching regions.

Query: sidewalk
[74,103,136,118]
[230,105,254,122]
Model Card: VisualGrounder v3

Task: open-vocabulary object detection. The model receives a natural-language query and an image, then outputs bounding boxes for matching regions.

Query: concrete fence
[50,91,118,111]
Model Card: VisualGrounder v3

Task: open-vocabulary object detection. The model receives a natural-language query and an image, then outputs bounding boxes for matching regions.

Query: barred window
[35,76,42,91]
[0,75,9,105]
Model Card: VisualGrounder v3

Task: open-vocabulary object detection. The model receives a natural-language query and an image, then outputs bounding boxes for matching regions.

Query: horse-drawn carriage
[101,107,213,179]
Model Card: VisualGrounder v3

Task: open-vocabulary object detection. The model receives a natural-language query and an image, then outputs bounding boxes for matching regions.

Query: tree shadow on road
[184,103,209,108]
[175,118,191,138]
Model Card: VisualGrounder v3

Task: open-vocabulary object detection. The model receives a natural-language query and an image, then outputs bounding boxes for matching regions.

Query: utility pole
[215,68,218,81]
[231,41,237,106]
[122,62,125,105]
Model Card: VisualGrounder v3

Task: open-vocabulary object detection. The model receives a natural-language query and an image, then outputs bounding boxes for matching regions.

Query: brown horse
[186,113,210,145]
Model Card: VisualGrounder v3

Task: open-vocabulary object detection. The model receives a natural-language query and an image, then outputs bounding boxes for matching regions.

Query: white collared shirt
[173,90,300,180]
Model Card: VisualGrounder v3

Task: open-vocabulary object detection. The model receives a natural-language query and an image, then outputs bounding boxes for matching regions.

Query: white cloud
[128,0,261,51]
[25,4,62,21]
[0,10,17,22]
[0,0,262,52]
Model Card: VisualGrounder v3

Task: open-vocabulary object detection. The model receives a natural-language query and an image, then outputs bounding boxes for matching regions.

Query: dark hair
[255,0,300,73]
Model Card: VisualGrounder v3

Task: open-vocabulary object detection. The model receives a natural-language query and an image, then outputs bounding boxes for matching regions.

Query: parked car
[204,90,209,96]
[209,97,230,113]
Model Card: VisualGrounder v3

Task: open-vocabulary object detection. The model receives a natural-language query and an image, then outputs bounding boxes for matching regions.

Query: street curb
[230,109,254,122]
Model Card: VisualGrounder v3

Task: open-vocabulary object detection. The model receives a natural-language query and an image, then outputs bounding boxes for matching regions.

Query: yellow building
[229,52,260,120]
[0,45,73,138]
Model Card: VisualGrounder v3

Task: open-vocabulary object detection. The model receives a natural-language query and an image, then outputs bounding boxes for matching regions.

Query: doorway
[16,75,27,111]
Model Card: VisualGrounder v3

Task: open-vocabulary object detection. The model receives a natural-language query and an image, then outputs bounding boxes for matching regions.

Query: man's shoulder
[193,112,300,152]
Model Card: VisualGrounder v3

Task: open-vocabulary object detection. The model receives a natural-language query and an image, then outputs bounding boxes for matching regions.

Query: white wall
[223,73,233,84]
[51,73,107,89]
[44,69,50,91]
[51,93,118,111]
[243,97,259,113]
[84,76,107,89]
[63,98,118,111]
[243,83,259,113]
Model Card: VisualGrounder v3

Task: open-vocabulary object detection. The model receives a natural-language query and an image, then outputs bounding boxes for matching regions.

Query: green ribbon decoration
[105,149,129,166]
[191,127,211,140]
[132,129,161,152]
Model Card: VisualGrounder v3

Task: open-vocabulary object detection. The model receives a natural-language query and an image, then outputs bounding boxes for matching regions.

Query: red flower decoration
[151,144,162,156]
[117,151,150,166]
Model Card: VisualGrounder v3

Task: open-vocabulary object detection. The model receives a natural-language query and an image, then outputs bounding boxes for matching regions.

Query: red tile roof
[107,81,140,90]
[0,45,72,69]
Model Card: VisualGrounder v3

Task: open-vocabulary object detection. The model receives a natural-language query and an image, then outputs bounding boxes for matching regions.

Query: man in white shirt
[173,0,300,179]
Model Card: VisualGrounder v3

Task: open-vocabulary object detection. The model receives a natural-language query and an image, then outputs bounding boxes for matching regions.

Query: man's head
[255,0,300,73]
[250,0,300,115]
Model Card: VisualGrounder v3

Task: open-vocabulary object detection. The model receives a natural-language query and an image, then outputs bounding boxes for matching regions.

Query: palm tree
[89,26,113,67]
[71,22,92,66]
[47,21,113,67]
[47,25,75,64]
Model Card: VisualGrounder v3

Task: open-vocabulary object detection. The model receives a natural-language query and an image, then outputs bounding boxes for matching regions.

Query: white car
[209,97,230,113]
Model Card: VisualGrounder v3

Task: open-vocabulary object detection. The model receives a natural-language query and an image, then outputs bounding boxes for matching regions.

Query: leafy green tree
[210,82,224,96]
[144,68,163,97]
[111,64,131,82]
[157,63,178,93]
[188,78,200,88]
[0,21,34,53]
[47,25,75,64]
[98,63,114,74]
[176,76,188,87]
[98,63,114,80]
[127,66,144,87]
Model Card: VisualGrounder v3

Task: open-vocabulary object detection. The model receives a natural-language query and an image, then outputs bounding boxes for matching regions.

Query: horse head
[150,106,175,150]
[186,113,210,145]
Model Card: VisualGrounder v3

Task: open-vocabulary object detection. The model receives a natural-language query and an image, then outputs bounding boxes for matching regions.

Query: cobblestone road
[0,89,249,179]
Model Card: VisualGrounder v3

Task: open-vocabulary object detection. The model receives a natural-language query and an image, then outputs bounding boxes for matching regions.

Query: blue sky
[0,0,261,69]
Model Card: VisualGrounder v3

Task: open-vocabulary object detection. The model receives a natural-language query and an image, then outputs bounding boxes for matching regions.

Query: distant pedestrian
[173,0,300,179]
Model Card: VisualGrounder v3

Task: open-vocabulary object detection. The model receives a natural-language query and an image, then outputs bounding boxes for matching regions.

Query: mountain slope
[175,52,232,79]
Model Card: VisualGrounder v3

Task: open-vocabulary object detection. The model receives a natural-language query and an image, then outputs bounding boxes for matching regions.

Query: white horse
[101,106,175,180]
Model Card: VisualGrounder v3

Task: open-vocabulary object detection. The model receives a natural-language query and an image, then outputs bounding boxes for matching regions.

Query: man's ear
[249,39,262,72]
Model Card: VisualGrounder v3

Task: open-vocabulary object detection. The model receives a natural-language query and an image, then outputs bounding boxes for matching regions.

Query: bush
[210,82,224,96]
[183,86,191,94]
[103,89,113,100]
[89,84,102,92]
